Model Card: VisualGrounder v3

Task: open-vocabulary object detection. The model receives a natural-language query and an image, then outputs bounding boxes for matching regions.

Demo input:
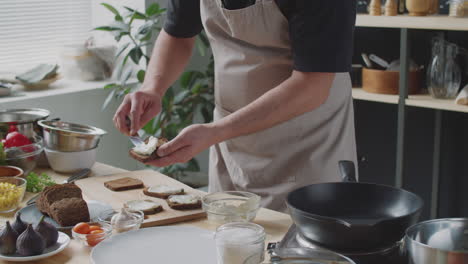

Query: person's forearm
[141,30,196,96]
[212,71,335,142]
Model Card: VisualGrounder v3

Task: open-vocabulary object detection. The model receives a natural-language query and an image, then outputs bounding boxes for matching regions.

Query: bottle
[386,0,399,15]
[442,43,461,98]
[369,0,383,15]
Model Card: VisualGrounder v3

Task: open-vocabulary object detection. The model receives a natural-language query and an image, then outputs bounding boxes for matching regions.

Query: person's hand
[113,90,162,136]
[147,124,222,167]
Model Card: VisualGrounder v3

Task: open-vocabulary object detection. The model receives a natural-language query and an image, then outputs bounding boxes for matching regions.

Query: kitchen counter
[0,163,293,264]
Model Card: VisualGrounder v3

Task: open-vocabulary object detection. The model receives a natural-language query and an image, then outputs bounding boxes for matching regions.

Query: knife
[125,116,144,146]
[26,168,91,206]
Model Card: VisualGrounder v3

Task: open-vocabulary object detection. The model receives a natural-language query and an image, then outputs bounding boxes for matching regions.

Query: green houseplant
[95,3,214,177]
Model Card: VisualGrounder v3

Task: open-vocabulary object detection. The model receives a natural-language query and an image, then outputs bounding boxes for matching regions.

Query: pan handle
[339,160,357,182]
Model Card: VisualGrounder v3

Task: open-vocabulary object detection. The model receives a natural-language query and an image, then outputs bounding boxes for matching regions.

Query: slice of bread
[166,194,202,210]
[129,137,168,163]
[104,177,144,191]
[143,185,185,199]
[49,197,90,226]
[36,183,83,216]
[124,200,163,215]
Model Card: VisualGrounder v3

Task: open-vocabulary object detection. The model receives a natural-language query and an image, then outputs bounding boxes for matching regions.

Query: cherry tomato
[88,225,103,233]
[72,222,90,234]
[87,235,105,247]
[4,132,32,148]
[89,229,104,234]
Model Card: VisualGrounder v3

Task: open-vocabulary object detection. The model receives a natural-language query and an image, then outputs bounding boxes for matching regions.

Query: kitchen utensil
[0,108,50,138]
[44,147,96,173]
[25,168,90,206]
[129,136,144,147]
[0,177,26,213]
[286,160,423,252]
[406,0,431,15]
[38,120,106,152]
[406,218,468,264]
[361,53,373,68]
[362,68,422,94]
[0,232,70,262]
[72,221,112,247]
[4,136,44,175]
[202,191,261,225]
[369,54,390,69]
[74,170,207,227]
[250,247,356,264]
[0,166,23,178]
[18,200,112,231]
[91,226,217,264]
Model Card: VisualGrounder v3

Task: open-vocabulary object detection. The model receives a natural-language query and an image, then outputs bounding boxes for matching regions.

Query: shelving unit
[354,14,468,219]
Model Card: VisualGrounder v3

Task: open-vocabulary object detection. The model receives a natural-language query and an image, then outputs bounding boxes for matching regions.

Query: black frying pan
[286,161,424,252]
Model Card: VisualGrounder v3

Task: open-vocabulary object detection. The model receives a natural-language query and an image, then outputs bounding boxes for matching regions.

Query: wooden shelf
[352,88,399,104]
[356,14,468,31]
[352,88,468,113]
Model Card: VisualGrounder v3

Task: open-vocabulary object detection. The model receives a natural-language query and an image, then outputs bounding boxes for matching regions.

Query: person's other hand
[147,124,221,167]
[113,90,162,136]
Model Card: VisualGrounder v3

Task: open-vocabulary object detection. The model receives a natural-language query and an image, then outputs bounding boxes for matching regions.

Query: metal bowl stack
[38,120,107,173]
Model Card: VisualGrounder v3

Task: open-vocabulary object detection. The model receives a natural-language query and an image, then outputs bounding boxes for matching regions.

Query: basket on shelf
[362,68,422,95]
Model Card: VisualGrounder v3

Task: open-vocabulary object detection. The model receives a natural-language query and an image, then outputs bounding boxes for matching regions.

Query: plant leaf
[101,3,120,16]
[174,90,190,104]
[137,70,145,83]
[129,47,143,65]
[146,3,160,16]
[124,6,147,19]
[104,83,118,90]
[195,37,206,57]
[93,26,122,31]
[102,89,116,110]
[179,72,193,88]
[121,68,133,84]
[115,43,130,59]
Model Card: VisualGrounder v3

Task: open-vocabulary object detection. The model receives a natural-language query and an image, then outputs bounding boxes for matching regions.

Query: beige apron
[201,0,357,211]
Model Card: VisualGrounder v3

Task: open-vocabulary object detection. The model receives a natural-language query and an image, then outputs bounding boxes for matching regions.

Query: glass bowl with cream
[202,191,261,225]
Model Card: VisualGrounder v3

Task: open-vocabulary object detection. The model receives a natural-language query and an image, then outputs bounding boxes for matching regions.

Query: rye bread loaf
[129,137,168,163]
[36,183,83,215]
[49,197,90,226]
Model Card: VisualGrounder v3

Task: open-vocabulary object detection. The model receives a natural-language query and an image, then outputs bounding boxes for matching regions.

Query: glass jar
[215,222,266,264]
[449,0,465,17]
[443,43,462,98]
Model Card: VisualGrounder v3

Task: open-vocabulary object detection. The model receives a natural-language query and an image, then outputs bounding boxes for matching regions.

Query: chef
[114,0,357,211]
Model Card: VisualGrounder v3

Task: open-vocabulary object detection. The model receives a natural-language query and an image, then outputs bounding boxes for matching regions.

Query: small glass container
[0,177,26,213]
[215,222,266,264]
[449,0,465,17]
[98,208,144,234]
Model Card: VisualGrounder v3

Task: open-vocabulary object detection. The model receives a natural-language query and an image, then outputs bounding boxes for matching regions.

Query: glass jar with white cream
[215,222,266,264]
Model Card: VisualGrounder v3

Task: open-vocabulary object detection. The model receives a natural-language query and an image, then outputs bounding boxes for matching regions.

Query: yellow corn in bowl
[0,177,26,213]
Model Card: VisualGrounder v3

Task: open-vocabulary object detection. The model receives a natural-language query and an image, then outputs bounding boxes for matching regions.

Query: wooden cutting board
[74,170,207,227]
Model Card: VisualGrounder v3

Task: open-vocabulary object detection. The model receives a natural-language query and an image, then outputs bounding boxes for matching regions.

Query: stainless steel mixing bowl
[0,108,50,138]
[405,218,468,264]
[38,120,107,152]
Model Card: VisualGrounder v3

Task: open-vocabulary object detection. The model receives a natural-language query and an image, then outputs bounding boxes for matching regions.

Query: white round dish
[44,147,96,173]
[0,232,70,262]
[91,226,217,264]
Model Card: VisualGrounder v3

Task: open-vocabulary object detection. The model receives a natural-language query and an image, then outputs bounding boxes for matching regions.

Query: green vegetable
[0,142,6,166]
[26,172,56,193]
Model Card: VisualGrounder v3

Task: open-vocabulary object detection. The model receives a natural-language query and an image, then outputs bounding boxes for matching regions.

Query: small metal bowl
[38,120,106,152]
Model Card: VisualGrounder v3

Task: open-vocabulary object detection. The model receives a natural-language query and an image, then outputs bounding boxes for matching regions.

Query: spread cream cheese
[125,200,160,211]
[168,194,200,204]
[148,185,183,194]
[132,136,160,156]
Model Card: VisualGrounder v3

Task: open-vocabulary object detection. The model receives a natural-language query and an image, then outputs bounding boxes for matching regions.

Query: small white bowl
[45,147,96,173]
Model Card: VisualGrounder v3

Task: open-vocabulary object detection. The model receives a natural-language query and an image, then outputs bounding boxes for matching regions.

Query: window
[0,0,93,73]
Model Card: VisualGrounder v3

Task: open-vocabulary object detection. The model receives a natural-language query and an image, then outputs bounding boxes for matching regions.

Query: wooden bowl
[0,165,24,178]
[362,68,422,95]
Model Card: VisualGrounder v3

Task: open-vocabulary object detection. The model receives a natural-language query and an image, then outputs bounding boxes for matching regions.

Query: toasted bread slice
[104,177,144,191]
[166,194,202,210]
[143,185,185,199]
[124,200,163,215]
[129,137,168,163]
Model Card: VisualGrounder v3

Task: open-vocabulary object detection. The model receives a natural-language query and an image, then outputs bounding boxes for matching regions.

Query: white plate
[18,200,112,230]
[91,226,217,264]
[0,232,70,262]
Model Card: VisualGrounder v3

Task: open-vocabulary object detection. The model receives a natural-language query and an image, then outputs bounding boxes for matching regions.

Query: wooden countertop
[0,163,292,264]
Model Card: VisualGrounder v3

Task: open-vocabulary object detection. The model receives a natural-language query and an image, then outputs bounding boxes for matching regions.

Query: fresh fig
[0,221,19,255]
[35,215,58,247]
[16,224,45,256]
[12,212,27,235]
